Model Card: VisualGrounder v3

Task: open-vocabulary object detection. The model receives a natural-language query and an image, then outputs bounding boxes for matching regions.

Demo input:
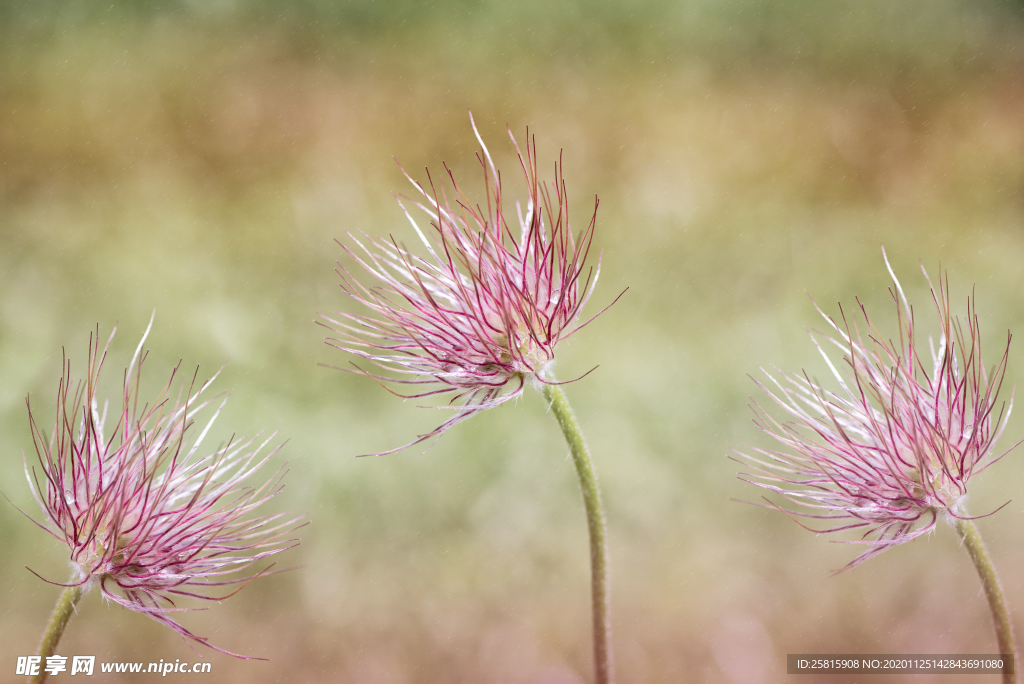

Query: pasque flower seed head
[736,252,1016,569]
[321,114,621,454]
[21,320,302,656]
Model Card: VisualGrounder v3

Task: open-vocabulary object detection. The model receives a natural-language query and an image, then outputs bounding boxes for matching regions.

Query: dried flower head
[20,320,302,657]
[320,114,621,454]
[735,252,1016,569]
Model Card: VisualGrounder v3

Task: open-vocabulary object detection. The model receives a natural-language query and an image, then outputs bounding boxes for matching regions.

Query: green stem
[542,383,613,684]
[31,584,84,684]
[954,518,1018,684]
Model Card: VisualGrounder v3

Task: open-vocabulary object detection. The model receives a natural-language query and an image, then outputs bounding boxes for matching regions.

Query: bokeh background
[3,0,1024,681]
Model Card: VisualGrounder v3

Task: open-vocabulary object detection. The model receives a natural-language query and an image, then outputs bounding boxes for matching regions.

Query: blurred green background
[3,0,1024,681]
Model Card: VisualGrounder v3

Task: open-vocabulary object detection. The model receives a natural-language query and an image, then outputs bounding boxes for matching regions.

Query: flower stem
[954,518,1018,684]
[31,584,84,684]
[542,383,613,684]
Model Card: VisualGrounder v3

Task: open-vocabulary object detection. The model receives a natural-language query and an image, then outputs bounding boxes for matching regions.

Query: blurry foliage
[2,0,1023,74]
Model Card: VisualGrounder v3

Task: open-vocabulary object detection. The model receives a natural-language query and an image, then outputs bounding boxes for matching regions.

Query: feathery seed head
[321,114,619,454]
[735,251,1015,570]
[21,320,302,657]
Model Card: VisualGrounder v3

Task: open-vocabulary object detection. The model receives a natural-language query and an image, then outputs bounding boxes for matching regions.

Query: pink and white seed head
[736,251,1016,570]
[21,318,303,657]
[321,114,622,454]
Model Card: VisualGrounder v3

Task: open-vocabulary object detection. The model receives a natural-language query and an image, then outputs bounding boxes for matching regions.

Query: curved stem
[31,584,84,684]
[542,383,613,684]
[954,518,1018,684]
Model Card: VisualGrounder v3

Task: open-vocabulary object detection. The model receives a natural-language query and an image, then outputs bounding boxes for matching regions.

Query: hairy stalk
[32,584,84,684]
[542,383,613,684]
[954,518,1018,684]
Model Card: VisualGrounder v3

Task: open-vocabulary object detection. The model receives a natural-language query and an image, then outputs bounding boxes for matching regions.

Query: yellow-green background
[3,1,1024,681]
